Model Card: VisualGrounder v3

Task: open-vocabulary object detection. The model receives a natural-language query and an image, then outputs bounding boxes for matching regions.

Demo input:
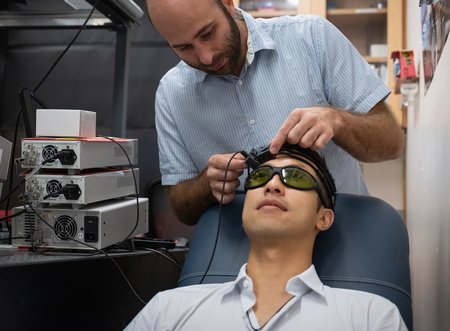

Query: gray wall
[0,0,179,203]
[406,4,450,330]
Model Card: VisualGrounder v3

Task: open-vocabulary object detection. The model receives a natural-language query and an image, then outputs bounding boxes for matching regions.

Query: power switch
[84,216,99,243]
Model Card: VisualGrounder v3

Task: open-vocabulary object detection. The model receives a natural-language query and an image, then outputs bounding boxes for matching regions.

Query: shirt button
[249,119,255,125]
[237,79,243,86]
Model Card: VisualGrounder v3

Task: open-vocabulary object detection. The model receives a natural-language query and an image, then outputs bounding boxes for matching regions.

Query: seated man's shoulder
[324,286,405,322]
[155,283,230,306]
[327,286,395,306]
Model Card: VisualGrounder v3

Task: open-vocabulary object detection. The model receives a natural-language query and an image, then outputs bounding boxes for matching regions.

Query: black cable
[0,236,28,241]
[3,109,24,244]
[0,208,26,222]
[97,135,140,240]
[32,1,100,95]
[5,1,100,243]
[1,3,149,306]
[12,156,148,306]
[29,92,49,109]
[41,151,64,165]
[161,248,182,267]
[198,151,242,284]
[42,185,66,200]
[0,180,25,209]
[140,247,182,270]
[0,209,27,241]
[22,202,147,306]
[0,151,63,207]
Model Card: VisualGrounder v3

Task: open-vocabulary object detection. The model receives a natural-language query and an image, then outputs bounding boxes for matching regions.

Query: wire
[1,3,151,307]
[0,236,28,241]
[0,208,26,222]
[97,135,140,240]
[0,180,25,209]
[42,190,63,200]
[4,1,100,243]
[32,1,100,95]
[198,151,242,284]
[3,109,23,243]
[22,202,148,306]
[161,249,182,267]
[140,247,182,270]
[11,151,148,306]
[36,249,102,257]
[0,153,61,208]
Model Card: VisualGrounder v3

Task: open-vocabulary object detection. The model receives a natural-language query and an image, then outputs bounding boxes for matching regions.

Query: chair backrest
[178,193,412,330]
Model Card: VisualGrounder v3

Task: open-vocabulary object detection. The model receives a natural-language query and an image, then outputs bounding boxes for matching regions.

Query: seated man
[126,144,407,330]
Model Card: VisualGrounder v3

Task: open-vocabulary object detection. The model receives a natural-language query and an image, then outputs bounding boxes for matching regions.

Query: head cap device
[242,144,336,209]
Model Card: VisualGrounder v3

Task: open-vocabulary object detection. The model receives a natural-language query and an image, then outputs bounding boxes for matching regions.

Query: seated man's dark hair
[244,143,336,209]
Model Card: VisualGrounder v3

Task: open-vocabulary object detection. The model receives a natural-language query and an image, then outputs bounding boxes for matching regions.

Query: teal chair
[178,193,412,330]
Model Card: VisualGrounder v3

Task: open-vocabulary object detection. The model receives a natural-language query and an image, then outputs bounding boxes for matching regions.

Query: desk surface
[0,245,187,331]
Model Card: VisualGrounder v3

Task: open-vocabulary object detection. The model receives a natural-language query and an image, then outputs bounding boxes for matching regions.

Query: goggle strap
[279,151,334,208]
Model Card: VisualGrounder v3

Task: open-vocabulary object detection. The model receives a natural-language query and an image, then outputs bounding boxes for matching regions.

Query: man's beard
[187,12,242,75]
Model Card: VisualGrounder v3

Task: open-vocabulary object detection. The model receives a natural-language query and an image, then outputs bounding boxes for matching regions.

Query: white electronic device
[24,168,139,205]
[21,137,137,170]
[36,109,96,138]
[12,197,148,250]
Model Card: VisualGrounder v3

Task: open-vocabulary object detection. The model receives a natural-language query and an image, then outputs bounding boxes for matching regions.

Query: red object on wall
[391,50,417,80]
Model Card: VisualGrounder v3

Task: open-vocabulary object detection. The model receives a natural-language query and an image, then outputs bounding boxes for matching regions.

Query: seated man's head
[242,144,336,247]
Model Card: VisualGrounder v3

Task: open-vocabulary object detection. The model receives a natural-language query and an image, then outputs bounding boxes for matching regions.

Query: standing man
[146,0,405,225]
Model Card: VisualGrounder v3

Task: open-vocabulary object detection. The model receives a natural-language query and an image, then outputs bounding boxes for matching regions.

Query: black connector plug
[242,149,260,169]
[241,147,276,169]
[59,149,77,165]
[62,184,82,200]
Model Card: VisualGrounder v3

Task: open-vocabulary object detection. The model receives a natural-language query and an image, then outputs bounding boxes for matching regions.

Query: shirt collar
[189,9,276,82]
[286,265,326,299]
[222,264,327,311]
[222,263,252,297]
[241,9,276,58]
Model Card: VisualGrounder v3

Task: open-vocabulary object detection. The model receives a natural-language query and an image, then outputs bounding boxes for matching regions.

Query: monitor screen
[0,135,12,199]
[19,88,35,138]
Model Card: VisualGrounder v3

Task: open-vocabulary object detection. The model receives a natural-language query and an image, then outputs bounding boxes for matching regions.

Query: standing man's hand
[207,153,247,204]
[270,107,338,154]
[269,102,405,162]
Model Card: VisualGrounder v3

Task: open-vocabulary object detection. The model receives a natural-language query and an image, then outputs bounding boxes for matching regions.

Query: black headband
[242,144,336,209]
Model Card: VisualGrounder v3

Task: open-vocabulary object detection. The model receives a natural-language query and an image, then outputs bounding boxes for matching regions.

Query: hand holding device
[206,152,247,204]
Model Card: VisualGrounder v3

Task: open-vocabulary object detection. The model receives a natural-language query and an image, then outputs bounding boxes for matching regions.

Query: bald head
[147,0,225,28]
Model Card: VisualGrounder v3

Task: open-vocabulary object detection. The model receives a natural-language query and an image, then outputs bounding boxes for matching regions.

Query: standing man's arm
[270,101,405,162]
[168,153,247,225]
[168,171,216,226]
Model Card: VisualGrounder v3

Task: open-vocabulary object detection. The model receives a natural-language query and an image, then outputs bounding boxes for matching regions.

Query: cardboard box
[36,109,96,138]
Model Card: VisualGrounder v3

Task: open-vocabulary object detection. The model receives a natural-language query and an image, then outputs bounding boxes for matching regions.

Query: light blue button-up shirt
[125,265,407,330]
[155,11,390,195]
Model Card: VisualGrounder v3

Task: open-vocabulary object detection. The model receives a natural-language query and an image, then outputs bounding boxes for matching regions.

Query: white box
[370,44,388,58]
[36,109,96,137]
